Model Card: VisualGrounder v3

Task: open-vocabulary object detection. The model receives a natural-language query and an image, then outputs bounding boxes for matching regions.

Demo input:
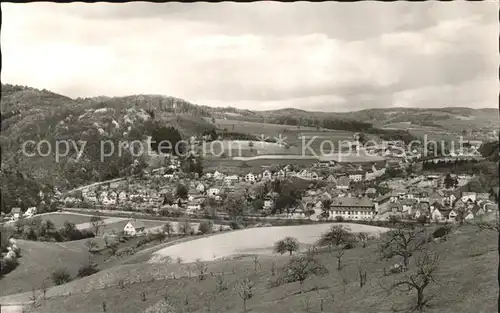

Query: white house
[163,173,175,179]
[336,177,351,190]
[276,170,286,179]
[207,188,221,198]
[348,172,364,182]
[214,171,225,181]
[326,175,337,183]
[224,175,239,184]
[264,198,274,210]
[123,220,146,236]
[245,173,256,183]
[464,210,475,220]
[196,183,205,193]
[10,208,22,221]
[118,191,128,202]
[187,199,203,213]
[328,197,375,220]
[23,207,37,218]
[262,170,272,181]
[448,209,458,221]
[431,208,444,221]
[461,192,477,203]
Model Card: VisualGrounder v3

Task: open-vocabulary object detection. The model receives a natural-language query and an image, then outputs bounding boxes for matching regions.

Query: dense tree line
[218,131,259,141]
[12,219,95,242]
[422,159,479,173]
[478,141,499,161]
[0,169,59,214]
[149,124,184,156]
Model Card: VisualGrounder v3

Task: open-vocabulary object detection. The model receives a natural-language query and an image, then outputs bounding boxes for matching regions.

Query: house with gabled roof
[476,193,490,202]
[448,209,458,221]
[245,173,256,183]
[224,174,239,185]
[452,193,465,206]
[365,188,377,198]
[10,207,22,221]
[431,207,444,221]
[470,204,485,218]
[429,191,444,206]
[326,175,337,183]
[262,170,272,181]
[400,198,418,214]
[124,220,146,236]
[336,176,351,190]
[389,202,403,214]
[461,192,477,203]
[214,171,225,181]
[329,197,375,220]
[483,202,498,213]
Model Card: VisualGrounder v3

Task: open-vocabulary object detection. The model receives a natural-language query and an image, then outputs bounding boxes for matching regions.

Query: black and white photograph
[0,1,498,313]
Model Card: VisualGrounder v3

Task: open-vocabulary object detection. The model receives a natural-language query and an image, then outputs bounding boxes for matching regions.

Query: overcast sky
[2,2,497,112]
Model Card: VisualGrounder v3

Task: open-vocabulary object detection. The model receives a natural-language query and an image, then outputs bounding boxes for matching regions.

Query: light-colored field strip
[150,223,389,263]
[233,155,319,161]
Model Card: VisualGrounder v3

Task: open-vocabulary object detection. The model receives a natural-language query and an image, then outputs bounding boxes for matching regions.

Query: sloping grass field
[6,225,496,313]
[39,213,99,228]
[0,239,91,297]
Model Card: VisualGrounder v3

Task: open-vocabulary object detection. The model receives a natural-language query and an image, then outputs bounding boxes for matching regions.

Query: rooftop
[330,197,374,208]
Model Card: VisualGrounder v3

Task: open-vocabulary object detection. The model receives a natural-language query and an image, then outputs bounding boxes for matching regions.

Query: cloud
[1,2,497,111]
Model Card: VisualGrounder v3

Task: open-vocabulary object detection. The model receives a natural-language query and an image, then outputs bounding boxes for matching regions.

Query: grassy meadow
[5,224,496,313]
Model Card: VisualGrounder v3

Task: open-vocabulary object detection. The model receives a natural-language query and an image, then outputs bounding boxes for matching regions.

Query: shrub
[147,232,166,242]
[198,221,213,234]
[432,227,449,239]
[0,257,19,276]
[77,264,99,277]
[52,268,72,285]
[143,299,177,313]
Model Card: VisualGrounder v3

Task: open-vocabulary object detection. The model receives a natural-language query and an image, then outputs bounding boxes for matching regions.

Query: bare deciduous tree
[41,281,48,300]
[316,225,355,251]
[252,255,261,271]
[340,276,348,294]
[356,232,370,248]
[234,274,257,313]
[302,296,311,312]
[271,260,276,276]
[336,250,345,271]
[382,250,442,312]
[84,239,98,264]
[270,248,328,293]
[195,259,208,281]
[163,222,174,237]
[29,287,37,308]
[216,273,228,292]
[357,263,367,288]
[90,216,105,236]
[379,225,427,271]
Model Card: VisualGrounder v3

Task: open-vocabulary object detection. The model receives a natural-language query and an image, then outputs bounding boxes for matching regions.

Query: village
[14,140,487,229]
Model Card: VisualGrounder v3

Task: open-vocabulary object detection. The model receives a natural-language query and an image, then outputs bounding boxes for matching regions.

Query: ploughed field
[150,223,389,263]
